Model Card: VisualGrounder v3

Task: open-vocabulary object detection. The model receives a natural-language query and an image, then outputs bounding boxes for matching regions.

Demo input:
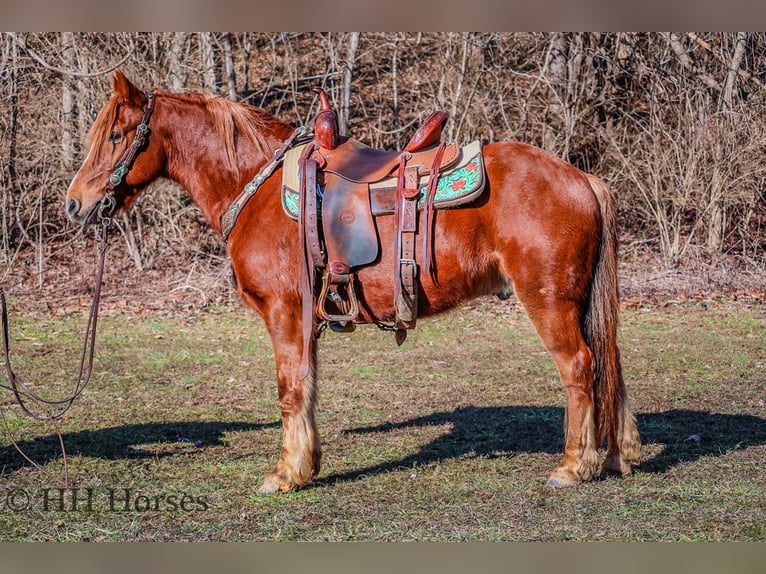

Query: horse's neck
[161,97,290,232]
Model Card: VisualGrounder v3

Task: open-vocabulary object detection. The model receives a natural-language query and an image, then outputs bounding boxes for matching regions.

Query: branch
[687,32,765,89]
[723,33,748,110]
[8,32,131,78]
[665,32,721,91]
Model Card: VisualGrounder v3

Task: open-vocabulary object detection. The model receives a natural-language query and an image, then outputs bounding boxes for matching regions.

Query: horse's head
[65,70,166,225]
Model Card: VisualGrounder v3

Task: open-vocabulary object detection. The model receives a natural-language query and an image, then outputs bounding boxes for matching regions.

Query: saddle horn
[312,87,339,150]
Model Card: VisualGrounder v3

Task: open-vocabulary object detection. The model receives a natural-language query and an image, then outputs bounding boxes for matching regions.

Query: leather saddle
[292,87,486,350]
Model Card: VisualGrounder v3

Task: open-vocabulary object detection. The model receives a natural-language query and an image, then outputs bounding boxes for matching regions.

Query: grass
[0,297,764,541]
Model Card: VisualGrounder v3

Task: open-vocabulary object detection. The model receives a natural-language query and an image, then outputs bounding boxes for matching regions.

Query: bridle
[0,91,156,421]
[99,91,156,222]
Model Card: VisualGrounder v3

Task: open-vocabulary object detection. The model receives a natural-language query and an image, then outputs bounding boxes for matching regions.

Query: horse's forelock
[87,95,121,164]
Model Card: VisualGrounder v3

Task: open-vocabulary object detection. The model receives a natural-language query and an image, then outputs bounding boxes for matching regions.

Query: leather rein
[0,92,156,421]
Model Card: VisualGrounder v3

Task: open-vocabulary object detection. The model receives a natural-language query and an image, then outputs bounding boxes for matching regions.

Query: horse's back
[482,141,600,219]
[351,140,604,321]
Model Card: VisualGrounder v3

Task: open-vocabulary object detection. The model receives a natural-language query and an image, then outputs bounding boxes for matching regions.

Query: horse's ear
[111,69,143,104]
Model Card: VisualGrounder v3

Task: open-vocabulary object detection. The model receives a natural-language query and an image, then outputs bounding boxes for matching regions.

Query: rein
[0,91,155,421]
[0,218,110,421]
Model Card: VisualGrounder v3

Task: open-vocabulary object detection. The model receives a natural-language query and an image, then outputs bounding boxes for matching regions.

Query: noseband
[99,91,156,221]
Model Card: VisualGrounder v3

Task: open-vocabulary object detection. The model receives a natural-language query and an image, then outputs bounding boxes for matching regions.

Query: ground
[0,270,764,540]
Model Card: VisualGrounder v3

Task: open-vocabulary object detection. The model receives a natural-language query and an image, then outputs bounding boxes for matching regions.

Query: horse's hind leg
[258,309,322,494]
[603,398,641,476]
[518,294,600,486]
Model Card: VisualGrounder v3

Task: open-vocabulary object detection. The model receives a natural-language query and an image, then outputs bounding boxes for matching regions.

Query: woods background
[1,32,765,303]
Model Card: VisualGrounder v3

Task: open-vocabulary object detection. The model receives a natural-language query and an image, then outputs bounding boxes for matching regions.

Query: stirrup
[316,268,359,323]
[329,321,356,333]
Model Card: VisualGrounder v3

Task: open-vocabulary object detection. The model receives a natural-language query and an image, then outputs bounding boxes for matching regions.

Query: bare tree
[707,33,749,251]
[168,32,187,90]
[222,32,237,101]
[199,32,218,94]
[1,32,765,293]
[339,32,360,136]
[1,33,19,262]
[60,32,75,170]
[666,32,722,92]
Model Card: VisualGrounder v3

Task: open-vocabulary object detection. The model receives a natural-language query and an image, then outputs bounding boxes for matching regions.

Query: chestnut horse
[66,71,640,493]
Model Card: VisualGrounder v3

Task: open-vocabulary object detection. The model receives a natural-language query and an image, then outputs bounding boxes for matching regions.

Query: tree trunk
[168,32,187,90]
[391,33,401,149]
[60,32,75,170]
[199,32,218,93]
[722,32,747,112]
[340,32,360,136]
[1,33,19,260]
[7,34,19,197]
[222,32,237,101]
[544,32,568,153]
[242,33,253,96]
[708,33,748,252]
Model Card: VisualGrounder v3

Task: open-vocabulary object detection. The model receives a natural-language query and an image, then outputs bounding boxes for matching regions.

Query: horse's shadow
[0,420,277,476]
[2,408,765,482]
[319,406,766,485]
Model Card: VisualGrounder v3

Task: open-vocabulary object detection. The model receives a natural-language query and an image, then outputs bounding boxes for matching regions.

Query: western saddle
[221,88,486,379]
[293,88,485,363]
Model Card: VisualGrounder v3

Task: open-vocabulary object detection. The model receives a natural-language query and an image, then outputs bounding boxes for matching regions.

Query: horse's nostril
[66,198,80,218]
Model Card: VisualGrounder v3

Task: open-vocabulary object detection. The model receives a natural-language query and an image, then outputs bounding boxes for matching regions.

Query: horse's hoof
[546,468,581,488]
[603,453,633,476]
[258,474,294,494]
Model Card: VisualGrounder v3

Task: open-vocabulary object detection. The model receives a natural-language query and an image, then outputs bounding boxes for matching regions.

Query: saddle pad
[281,140,485,220]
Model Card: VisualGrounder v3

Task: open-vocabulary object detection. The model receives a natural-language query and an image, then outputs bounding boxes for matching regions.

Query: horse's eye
[109,132,122,144]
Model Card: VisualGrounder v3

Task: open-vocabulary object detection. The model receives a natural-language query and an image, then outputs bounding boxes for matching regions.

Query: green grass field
[1,298,764,541]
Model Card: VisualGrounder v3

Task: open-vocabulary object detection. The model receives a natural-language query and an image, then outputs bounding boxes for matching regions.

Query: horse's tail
[584,174,639,461]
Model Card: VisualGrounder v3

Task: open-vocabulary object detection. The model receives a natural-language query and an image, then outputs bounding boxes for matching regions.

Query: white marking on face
[66,145,93,194]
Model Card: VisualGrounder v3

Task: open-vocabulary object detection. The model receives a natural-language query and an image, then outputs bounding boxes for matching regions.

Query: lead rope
[0,92,153,420]
[0,215,111,421]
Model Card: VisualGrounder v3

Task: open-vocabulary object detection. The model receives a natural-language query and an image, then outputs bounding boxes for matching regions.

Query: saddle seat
[311,87,455,184]
[316,136,459,184]
[282,139,483,220]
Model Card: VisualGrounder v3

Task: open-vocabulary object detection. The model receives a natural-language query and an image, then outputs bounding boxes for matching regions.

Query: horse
[65,70,641,493]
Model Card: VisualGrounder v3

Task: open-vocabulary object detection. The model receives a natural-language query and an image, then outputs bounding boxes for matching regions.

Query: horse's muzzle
[65,194,114,226]
[66,197,81,222]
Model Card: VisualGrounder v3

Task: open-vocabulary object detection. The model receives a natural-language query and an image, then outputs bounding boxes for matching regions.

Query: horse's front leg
[258,306,321,494]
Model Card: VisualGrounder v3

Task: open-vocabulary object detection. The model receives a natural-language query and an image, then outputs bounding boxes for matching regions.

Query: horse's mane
[88,89,285,171]
[184,91,280,166]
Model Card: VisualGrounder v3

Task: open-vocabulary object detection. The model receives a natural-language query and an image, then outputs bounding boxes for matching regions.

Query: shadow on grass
[2,408,765,483]
[0,420,278,475]
[319,406,766,485]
